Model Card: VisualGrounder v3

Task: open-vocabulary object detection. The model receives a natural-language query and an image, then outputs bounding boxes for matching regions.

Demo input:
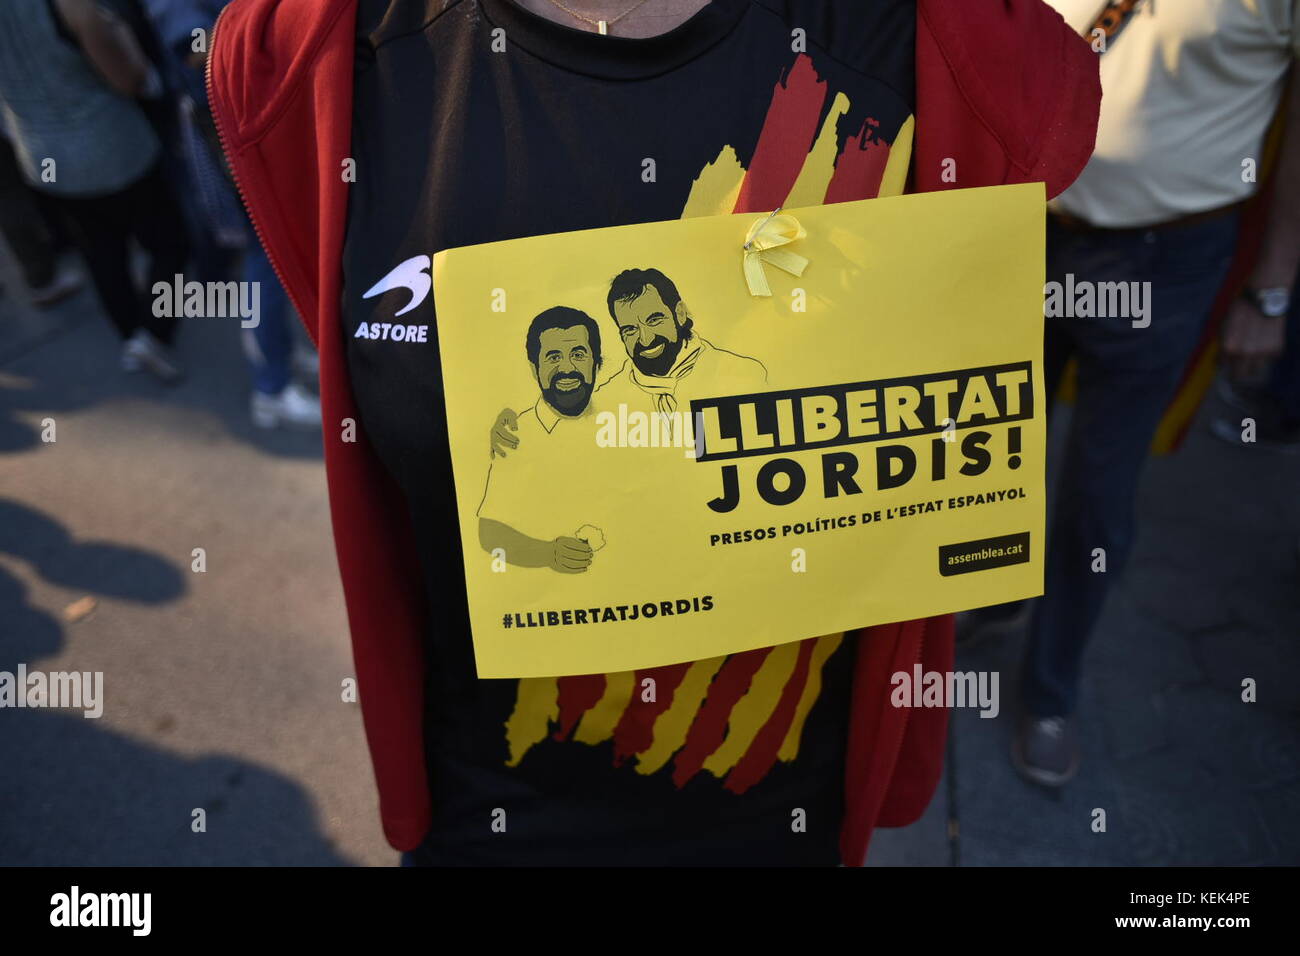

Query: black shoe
[1012,714,1080,787]
[955,599,1032,648]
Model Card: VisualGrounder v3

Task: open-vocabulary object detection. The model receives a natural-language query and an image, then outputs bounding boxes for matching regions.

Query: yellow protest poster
[432,183,1046,679]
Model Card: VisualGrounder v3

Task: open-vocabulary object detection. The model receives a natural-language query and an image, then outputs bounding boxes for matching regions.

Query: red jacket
[209,0,1099,864]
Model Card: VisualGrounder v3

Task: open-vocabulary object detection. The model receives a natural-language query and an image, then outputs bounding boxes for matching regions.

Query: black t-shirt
[342,0,915,865]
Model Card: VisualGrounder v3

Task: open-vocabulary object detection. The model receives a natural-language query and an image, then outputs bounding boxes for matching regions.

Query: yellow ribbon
[742,208,809,297]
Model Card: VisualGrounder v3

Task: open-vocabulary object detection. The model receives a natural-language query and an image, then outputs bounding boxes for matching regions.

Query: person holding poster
[210,0,1100,866]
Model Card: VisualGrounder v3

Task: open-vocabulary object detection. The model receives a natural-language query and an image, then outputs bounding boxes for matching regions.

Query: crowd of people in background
[0,0,320,429]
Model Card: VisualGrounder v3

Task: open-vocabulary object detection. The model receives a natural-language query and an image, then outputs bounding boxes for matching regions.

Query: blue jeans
[1021,212,1241,718]
[241,238,294,395]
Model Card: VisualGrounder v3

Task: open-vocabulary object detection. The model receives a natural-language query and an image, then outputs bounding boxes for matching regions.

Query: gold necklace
[542,0,656,35]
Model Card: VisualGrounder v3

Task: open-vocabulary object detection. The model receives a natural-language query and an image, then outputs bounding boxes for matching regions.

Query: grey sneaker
[250,382,321,430]
[1012,715,1080,787]
[123,329,183,384]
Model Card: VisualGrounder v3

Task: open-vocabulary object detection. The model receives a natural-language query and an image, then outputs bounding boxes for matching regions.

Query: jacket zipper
[204,4,302,324]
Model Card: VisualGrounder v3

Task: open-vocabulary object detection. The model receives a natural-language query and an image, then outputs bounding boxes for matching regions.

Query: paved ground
[2,252,1297,866]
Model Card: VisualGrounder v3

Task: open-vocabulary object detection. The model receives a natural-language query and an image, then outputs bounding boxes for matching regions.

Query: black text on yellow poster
[432,184,1046,678]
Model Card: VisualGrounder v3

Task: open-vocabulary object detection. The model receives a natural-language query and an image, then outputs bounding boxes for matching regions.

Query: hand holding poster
[433,184,1046,678]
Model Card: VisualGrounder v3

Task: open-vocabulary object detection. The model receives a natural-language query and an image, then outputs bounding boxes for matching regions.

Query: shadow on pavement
[0,503,352,866]
[0,707,353,866]
[0,498,187,605]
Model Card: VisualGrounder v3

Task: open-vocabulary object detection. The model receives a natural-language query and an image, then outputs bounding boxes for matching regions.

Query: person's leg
[31,189,74,259]
[957,218,1079,645]
[241,241,293,396]
[0,136,58,291]
[55,172,186,382]
[124,163,190,346]
[1021,214,1242,726]
[1041,218,1084,404]
[53,192,139,340]
[240,225,318,427]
